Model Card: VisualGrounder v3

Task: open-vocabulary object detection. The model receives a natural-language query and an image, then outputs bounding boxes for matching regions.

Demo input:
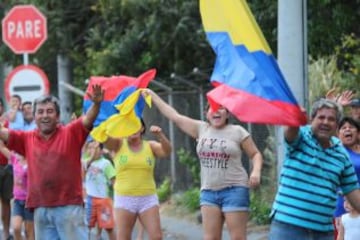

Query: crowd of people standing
[0,86,359,240]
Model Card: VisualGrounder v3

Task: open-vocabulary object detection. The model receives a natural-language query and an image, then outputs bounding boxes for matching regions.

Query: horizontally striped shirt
[271,125,359,232]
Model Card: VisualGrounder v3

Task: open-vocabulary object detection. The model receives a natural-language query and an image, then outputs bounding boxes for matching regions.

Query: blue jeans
[200,186,249,212]
[269,220,334,240]
[34,205,87,240]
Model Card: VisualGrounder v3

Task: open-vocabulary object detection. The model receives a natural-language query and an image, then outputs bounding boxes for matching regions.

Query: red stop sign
[2,5,47,54]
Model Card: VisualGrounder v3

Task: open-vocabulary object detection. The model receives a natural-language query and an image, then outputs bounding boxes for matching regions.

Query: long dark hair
[140,118,146,135]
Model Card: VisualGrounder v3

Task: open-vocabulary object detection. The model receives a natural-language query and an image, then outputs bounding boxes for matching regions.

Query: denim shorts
[269,220,334,240]
[114,194,159,213]
[200,186,249,212]
[13,199,34,221]
[34,205,87,240]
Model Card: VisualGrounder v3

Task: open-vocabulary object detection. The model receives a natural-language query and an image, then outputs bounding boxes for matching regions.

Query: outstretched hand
[337,90,354,106]
[141,88,152,98]
[325,88,354,106]
[87,84,104,104]
[325,87,338,101]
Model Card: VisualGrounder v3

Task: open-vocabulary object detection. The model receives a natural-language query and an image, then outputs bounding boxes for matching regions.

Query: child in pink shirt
[0,140,34,240]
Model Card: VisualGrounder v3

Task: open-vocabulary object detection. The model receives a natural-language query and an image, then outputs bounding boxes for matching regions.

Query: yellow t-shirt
[113,140,156,196]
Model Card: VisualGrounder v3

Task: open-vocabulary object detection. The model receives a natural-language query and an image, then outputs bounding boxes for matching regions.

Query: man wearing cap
[349,98,360,122]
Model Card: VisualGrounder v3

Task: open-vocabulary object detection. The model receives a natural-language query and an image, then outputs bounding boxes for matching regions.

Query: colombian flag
[200,0,306,126]
[83,69,156,140]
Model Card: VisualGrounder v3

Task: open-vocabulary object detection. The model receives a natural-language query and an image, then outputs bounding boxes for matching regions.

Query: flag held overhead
[83,69,156,127]
[83,69,156,142]
[200,0,307,126]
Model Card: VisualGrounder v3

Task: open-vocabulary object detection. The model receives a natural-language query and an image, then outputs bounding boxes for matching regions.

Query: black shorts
[0,165,14,201]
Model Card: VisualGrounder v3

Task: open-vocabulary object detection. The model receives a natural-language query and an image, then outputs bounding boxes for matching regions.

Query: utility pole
[57,54,72,123]
[277,0,308,175]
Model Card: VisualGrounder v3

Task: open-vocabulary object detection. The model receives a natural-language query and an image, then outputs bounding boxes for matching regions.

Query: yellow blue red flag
[200,0,306,126]
[90,89,152,142]
[83,69,156,141]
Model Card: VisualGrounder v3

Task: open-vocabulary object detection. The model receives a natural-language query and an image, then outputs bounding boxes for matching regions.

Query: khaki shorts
[0,165,13,201]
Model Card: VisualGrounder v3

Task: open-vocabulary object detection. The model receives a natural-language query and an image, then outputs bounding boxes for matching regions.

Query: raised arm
[0,124,9,142]
[0,139,10,159]
[241,136,263,188]
[144,89,202,139]
[82,84,104,130]
[148,125,171,159]
[284,126,300,143]
[7,99,20,122]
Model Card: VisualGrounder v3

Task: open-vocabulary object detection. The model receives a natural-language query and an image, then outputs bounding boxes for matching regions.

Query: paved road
[0,212,269,240]
[160,215,269,240]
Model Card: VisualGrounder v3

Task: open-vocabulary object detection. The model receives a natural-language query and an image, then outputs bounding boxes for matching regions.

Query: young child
[0,139,34,240]
[84,140,116,240]
[337,197,360,240]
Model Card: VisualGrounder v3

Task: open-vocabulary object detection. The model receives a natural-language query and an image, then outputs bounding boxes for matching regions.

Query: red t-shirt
[0,120,9,165]
[7,118,89,209]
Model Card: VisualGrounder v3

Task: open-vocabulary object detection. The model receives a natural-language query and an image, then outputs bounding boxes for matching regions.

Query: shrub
[175,187,200,212]
[249,191,271,225]
[157,176,171,202]
[177,148,200,186]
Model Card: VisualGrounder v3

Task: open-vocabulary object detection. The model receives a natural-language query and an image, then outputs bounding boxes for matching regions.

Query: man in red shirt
[0,97,13,240]
[0,85,104,239]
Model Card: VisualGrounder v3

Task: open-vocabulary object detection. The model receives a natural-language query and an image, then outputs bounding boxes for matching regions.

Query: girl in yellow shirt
[104,119,171,240]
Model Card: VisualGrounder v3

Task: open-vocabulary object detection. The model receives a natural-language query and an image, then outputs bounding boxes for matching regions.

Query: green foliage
[175,188,200,212]
[249,191,271,225]
[334,34,360,93]
[308,55,343,104]
[335,34,360,73]
[248,0,278,53]
[1,0,360,122]
[308,34,360,105]
[156,176,172,203]
[177,148,200,186]
[308,0,360,58]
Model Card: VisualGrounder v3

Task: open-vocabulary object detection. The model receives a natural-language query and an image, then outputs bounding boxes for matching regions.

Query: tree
[1,0,359,109]
[308,0,360,58]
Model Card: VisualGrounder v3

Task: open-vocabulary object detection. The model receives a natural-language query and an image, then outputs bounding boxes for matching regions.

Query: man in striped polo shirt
[269,98,360,240]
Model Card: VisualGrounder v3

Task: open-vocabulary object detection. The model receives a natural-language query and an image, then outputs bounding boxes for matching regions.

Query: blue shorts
[200,186,249,212]
[269,220,334,240]
[12,199,34,221]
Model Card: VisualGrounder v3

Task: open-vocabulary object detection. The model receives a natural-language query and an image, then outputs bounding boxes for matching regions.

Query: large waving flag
[200,0,307,126]
[91,89,152,142]
[83,69,156,140]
